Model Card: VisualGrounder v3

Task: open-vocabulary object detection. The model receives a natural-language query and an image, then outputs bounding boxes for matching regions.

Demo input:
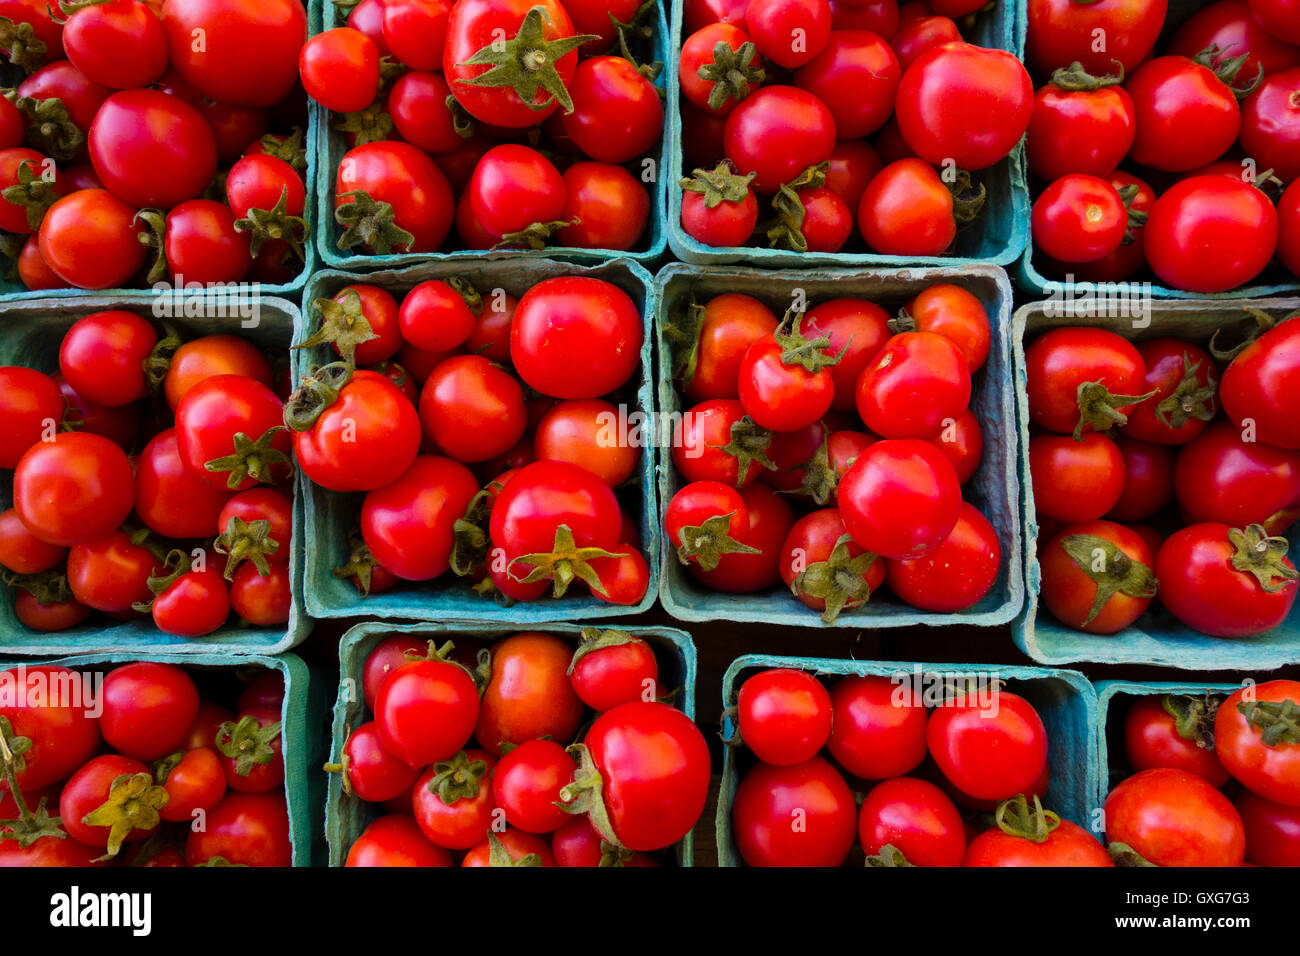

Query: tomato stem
[1227,524,1298,594]
[296,291,379,370]
[790,533,878,624]
[994,794,1060,844]
[1057,532,1158,627]
[698,39,765,112]
[426,750,490,804]
[672,511,760,571]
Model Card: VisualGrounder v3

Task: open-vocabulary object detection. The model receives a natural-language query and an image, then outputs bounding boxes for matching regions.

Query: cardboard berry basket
[1012,297,1300,669]
[324,620,699,866]
[0,293,311,656]
[1092,679,1242,813]
[0,649,325,866]
[1017,0,1300,300]
[715,654,1101,867]
[309,0,670,269]
[296,258,659,622]
[654,262,1025,628]
[665,0,1030,268]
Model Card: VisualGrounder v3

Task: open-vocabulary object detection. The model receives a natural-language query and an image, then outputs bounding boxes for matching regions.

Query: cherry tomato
[361,455,480,580]
[1105,767,1245,866]
[185,791,292,866]
[346,814,454,867]
[476,632,586,756]
[1216,680,1300,807]
[859,776,966,866]
[928,690,1048,802]
[737,668,833,766]
[14,431,135,547]
[724,85,837,193]
[837,439,960,559]
[1144,176,1278,292]
[732,755,856,866]
[1124,694,1230,786]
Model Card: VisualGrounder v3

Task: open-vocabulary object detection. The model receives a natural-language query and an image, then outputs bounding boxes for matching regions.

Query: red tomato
[779,507,885,620]
[837,439,960,559]
[1121,339,1217,445]
[476,632,586,756]
[1105,767,1245,866]
[964,799,1112,866]
[1241,68,1300,185]
[346,814,454,867]
[63,0,165,90]
[857,158,958,256]
[1220,316,1300,450]
[1250,0,1300,45]
[1032,174,1128,263]
[0,508,64,575]
[0,665,101,793]
[61,754,161,854]
[13,432,135,547]
[419,355,526,463]
[1027,64,1136,182]
[826,674,927,779]
[412,749,498,849]
[747,0,831,69]
[376,656,480,767]
[164,200,253,284]
[186,791,292,866]
[557,162,650,251]
[856,331,970,439]
[1173,422,1300,534]
[163,335,273,410]
[1031,432,1127,524]
[1026,0,1167,78]
[688,483,794,592]
[1105,435,1174,522]
[134,428,234,540]
[1169,0,1300,79]
[732,755,856,866]
[1144,176,1278,292]
[737,669,833,766]
[0,367,63,469]
[1236,790,1300,865]
[738,322,839,431]
[885,501,1001,612]
[1216,680,1300,807]
[794,29,900,138]
[859,777,966,866]
[679,294,780,402]
[100,663,199,762]
[58,310,156,408]
[38,188,146,289]
[361,455,480,581]
[461,828,556,866]
[724,85,837,193]
[159,748,227,824]
[1025,326,1149,437]
[928,690,1048,801]
[230,562,291,626]
[175,374,289,492]
[568,629,659,711]
[335,141,454,253]
[561,57,663,163]
[300,27,380,114]
[1124,694,1230,786]
[493,739,577,833]
[149,553,232,637]
[679,23,764,116]
[824,139,882,210]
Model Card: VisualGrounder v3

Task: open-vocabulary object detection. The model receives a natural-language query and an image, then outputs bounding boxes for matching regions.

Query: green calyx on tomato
[764,163,828,254]
[11,96,79,160]
[256,127,307,173]
[0,158,57,232]
[665,296,706,385]
[283,361,355,431]
[567,627,640,674]
[1070,378,1158,441]
[865,843,915,867]
[1058,532,1158,626]
[444,94,478,139]
[773,307,845,374]
[945,168,987,227]
[557,742,623,848]
[81,772,168,860]
[1161,694,1220,750]
[0,17,48,72]
[672,510,759,571]
[203,425,291,490]
[297,293,380,369]
[485,830,543,867]
[716,415,777,486]
[492,215,577,251]
[792,436,838,506]
[994,794,1060,844]
[453,6,597,115]
[507,524,629,598]
[331,101,396,147]
[403,639,490,690]
[1107,841,1157,867]
[679,160,756,209]
[697,38,764,112]
[1227,524,1299,593]
[332,530,382,596]
[1048,59,1125,91]
[215,715,283,778]
[1154,354,1216,430]
[1209,307,1287,362]
[791,533,879,624]
[1236,697,1300,748]
[132,208,170,285]
[335,188,414,254]
[214,515,279,580]
[142,321,184,396]
[426,749,491,804]
[233,185,308,260]
[446,275,484,314]
[0,566,72,605]
[151,751,186,786]
[132,549,193,613]
[450,485,497,577]
[1192,43,1264,99]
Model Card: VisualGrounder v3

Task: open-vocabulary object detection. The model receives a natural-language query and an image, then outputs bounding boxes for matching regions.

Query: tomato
[928,690,1048,802]
[492,739,577,834]
[1221,316,1300,450]
[856,331,970,440]
[1102,435,1172,522]
[0,665,101,793]
[0,509,64,575]
[1250,0,1300,44]
[14,592,90,632]
[885,502,1001,613]
[58,310,156,408]
[1169,0,1300,79]
[376,654,480,769]
[895,43,1032,171]
[551,814,657,866]
[1174,422,1300,534]
[563,701,708,852]
[38,189,146,289]
[534,398,637,487]
[218,488,294,575]
[732,756,856,866]
[225,152,307,257]
[17,61,109,156]
[467,292,518,363]
[738,322,839,431]
[467,144,566,245]
[684,0,751,32]
[859,777,966,866]
[568,629,659,711]
[794,29,900,138]
[964,797,1112,867]
[159,748,227,824]
[299,27,379,114]
[557,162,649,251]
[418,355,526,464]
[1241,68,1300,185]
[1124,694,1230,786]
[1145,176,1278,292]
[462,828,557,866]
[679,24,764,116]
[1121,339,1217,445]
[163,200,253,284]
[1157,522,1298,637]
[0,149,57,236]
[829,682,924,783]
[185,701,235,751]
[361,455,480,581]
[510,277,642,400]
[561,56,663,163]
[186,791,292,866]
[61,754,162,854]
[149,553,231,637]
[779,507,885,620]
[408,749,497,850]
[347,814,454,867]
[1236,790,1300,866]
[162,0,305,108]
[824,139,882,210]
[176,374,288,491]
[688,483,794,592]
[898,285,990,373]
[667,480,752,573]
[477,632,586,756]
[361,635,427,709]
[16,235,70,291]
[1027,64,1135,182]
[677,292,778,404]
[14,432,135,547]
[1030,432,1127,524]
[62,0,166,90]
[0,367,62,468]
[134,428,232,539]
[163,335,273,410]
[737,669,833,766]
[676,400,776,492]
[857,158,956,256]
[1105,767,1245,866]
[1026,0,1167,78]
[795,298,889,410]
[386,71,458,152]
[724,86,837,193]
[0,834,107,867]
[230,562,291,626]
[1025,327,1149,437]
[99,663,199,762]
[1125,56,1242,174]
[1032,174,1128,263]
[335,141,454,254]
[1216,680,1300,807]
[747,0,831,69]
[837,439,960,560]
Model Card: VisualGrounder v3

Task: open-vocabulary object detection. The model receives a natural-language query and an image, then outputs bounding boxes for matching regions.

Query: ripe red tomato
[0,665,101,793]
[1105,767,1245,866]
[361,455,480,580]
[0,508,64,575]
[1032,174,1128,263]
[58,310,156,408]
[724,85,837,193]
[476,632,586,755]
[0,367,62,469]
[61,754,162,854]
[63,0,167,90]
[1126,56,1242,173]
[857,158,957,256]
[14,431,135,547]
[679,295,779,402]
[732,755,856,866]
[747,0,831,69]
[412,749,498,849]
[1157,522,1298,637]
[186,791,292,866]
[134,428,234,539]
[1030,432,1126,523]
[837,439,961,559]
[300,27,380,114]
[163,335,273,410]
[376,656,480,767]
[467,144,565,244]
[461,828,556,866]
[1124,694,1230,786]
[1121,339,1216,445]
[38,189,146,289]
[895,43,1033,171]
[679,24,764,116]
[1024,326,1149,437]
[738,324,838,432]
[1169,0,1300,79]
[492,739,577,833]
[89,89,217,210]
[159,747,227,824]
[346,814,454,867]
[794,29,900,138]
[383,0,451,70]
[1173,422,1300,534]
[149,553,232,637]
[557,162,650,251]
[901,284,991,372]
[335,141,454,253]
[230,562,291,626]
[1236,790,1300,866]
[510,277,642,399]
[964,799,1112,866]
[928,690,1048,802]
[568,629,659,712]
[1220,316,1300,450]
[1027,65,1135,182]
[886,502,1001,612]
[161,0,306,108]
[688,483,794,592]
[1250,0,1300,44]
[1216,680,1300,807]
[1026,0,1167,78]
[100,663,199,762]
[1144,176,1278,292]
[856,331,970,439]
[779,507,884,619]
[1241,68,1300,185]
[335,722,419,803]
[859,777,966,866]
[561,56,663,163]
[176,374,289,492]
[737,669,833,766]
[419,355,526,463]
[163,200,253,284]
